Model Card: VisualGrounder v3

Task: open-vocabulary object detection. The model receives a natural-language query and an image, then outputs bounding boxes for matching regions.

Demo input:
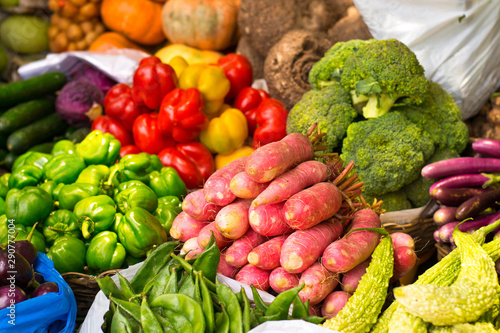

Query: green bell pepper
[5,186,53,227]
[117,207,167,258]
[0,197,4,216]
[0,221,47,253]
[109,153,161,186]
[75,164,110,185]
[114,180,158,214]
[148,167,187,200]
[11,151,51,172]
[75,130,121,166]
[47,235,87,273]
[155,195,182,234]
[51,139,76,156]
[0,173,9,199]
[111,212,124,234]
[73,195,117,239]
[86,231,126,272]
[8,165,44,189]
[39,180,59,201]
[57,183,100,211]
[42,209,82,245]
[43,153,86,185]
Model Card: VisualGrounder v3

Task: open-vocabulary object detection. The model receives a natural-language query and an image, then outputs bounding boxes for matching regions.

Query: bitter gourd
[429,322,498,333]
[393,227,498,326]
[387,310,428,333]
[322,234,393,333]
[371,220,500,333]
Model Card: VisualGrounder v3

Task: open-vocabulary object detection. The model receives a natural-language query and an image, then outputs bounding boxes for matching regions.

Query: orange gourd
[88,32,149,53]
[100,0,165,45]
[161,0,239,51]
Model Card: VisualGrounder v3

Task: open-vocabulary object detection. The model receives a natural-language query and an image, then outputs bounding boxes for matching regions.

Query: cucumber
[0,98,55,135]
[0,72,67,109]
[28,142,56,154]
[2,152,18,171]
[7,113,68,155]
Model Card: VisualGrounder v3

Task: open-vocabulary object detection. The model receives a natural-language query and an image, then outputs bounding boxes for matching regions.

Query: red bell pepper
[120,145,141,158]
[158,87,209,143]
[132,56,178,110]
[217,53,253,100]
[158,142,214,189]
[91,115,134,147]
[132,113,175,154]
[252,98,288,149]
[234,87,270,135]
[104,83,149,131]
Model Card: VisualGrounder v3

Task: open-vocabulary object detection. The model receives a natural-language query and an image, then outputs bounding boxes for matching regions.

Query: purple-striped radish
[433,206,458,227]
[341,259,370,294]
[455,188,500,221]
[472,139,500,158]
[182,189,223,221]
[204,156,249,206]
[431,187,490,206]
[321,291,351,319]
[429,173,500,194]
[422,157,500,179]
[269,267,300,293]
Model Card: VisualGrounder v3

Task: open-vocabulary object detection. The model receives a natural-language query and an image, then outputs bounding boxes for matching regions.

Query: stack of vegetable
[426,139,500,256]
[0,129,188,276]
[169,129,418,318]
[97,237,323,333]
[287,38,470,212]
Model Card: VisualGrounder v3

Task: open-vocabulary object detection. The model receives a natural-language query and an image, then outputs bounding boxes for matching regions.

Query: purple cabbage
[70,64,117,95]
[56,80,104,127]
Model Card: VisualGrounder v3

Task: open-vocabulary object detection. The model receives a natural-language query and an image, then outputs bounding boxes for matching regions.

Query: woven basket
[435,242,452,261]
[381,200,440,254]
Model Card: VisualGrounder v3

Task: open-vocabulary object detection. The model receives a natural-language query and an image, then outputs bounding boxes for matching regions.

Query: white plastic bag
[354,0,500,120]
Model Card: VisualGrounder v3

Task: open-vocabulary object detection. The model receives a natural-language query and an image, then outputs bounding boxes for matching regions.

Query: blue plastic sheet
[0,253,77,332]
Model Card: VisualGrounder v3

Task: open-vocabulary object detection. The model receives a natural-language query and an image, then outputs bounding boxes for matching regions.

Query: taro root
[263,29,334,110]
[236,36,265,80]
[328,6,373,43]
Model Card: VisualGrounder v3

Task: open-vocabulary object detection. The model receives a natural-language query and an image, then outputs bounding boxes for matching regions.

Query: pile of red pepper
[92,53,289,189]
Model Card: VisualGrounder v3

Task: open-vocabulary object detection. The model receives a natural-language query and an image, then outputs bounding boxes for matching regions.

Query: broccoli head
[403,147,460,208]
[363,190,412,213]
[287,84,358,153]
[340,111,435,196]
[396,82,469,153]
[308,39,376,91]
[340,39,429,119]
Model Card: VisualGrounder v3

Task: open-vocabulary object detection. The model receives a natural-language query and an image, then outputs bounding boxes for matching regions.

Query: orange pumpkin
[89,32,149,53]
[161,0,239,51]
[100,0,165,46]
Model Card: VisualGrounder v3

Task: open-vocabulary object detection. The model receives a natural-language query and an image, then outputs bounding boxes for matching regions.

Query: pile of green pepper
[0,129,188,275]
[98,236,324,333]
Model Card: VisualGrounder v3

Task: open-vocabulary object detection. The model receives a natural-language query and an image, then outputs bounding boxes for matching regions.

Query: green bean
[198,272,215,333]
[162,309,193,333]
[171,252,217,292]
[240,288,251,332]
[96,275,125,300]
[216,282,243,333]
[193,271,203,305]
[117,271,138,303]
[152,309,176,333]
[249,308,264,329]
[250,285,268,312]
[291,295,308,319]
[131,241,179,292]
[303,315,327,324]
[110,297,141,323]
[111,306,135,333]
[150,293,206,333]
[215,306,230,333]
[178,271,197,300]
[145,264,173,300]
[193,233,220,283]
[265,283,304,320]
[258,312,283,324]
[165,267,179,294]
[141,296,164,333]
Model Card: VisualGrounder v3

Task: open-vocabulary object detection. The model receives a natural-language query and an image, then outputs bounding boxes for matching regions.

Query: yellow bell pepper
[155,43,223,65]
[199,108,248,155]
[215,145,255,170]
[178,63,231,118]
[168,55,189,78]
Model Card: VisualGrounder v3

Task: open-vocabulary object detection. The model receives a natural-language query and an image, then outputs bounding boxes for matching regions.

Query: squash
[100,0,165,45]
[89,32,149,53]
[161,0,239,51]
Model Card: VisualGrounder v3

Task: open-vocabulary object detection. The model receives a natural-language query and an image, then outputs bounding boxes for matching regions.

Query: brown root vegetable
[236,36,265,79]
[327,6,373,43]
[263,29,334,110]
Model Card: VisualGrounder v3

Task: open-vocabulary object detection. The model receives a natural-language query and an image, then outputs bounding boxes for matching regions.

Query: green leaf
[356,77,382,95]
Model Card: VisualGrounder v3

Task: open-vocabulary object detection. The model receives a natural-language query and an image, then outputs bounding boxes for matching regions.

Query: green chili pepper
[117,207,167,258]
[141,296,163,333]
[5,186,53,226]
[193,233,220,283]
[150,294,206,333]
[215,306,230,333]
[51,139,76,156]
[42,153,86,185]
[130,241,179,293]
[75,130,121,166]
[97,276,125,300]
[216,282,243,333]
[46,235,86,273]
[42,209,81,245]
[73,195,117,239]
[114,180,158,214]
[155,196,182,234]
[86,231,126,272]
[148,166,187,200]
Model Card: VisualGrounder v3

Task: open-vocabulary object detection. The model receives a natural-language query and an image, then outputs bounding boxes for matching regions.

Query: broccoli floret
[340,39,430,119]
[396,82,469,154]
[308,39,376,90]
[363,190,412,213]
[403,147,461,208]
[287,84,358,153]
[340,111,435,196]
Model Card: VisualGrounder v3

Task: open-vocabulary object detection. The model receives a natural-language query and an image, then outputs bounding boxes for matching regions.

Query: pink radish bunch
[169,131,418,312]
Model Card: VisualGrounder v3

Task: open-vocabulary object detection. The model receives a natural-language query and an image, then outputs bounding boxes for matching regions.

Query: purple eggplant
[0,285,27,310]
[434,210,500,244]
[433,206,458,227]
[431,187,489,207]
[422,157,500,179]
[455,188,500,221]
[429,173,500,194]
[472,139,500,158]
[31,282,59,298]
[12,224,39,265]
[0,248,33,289]
[434,222,460,244]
